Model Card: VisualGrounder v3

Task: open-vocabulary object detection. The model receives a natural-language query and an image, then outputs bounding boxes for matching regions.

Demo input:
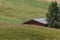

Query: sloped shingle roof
[33,18,47,24]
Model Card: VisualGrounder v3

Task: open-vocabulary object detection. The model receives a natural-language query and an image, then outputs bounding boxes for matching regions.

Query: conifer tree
[46,1,60,28]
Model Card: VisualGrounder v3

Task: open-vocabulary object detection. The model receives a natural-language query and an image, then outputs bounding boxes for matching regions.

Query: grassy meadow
[0,0,51,23]
[0,0,60,40]
[0,23,60,40]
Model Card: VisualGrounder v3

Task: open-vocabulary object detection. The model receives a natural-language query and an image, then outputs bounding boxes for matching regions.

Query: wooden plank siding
[23,20,47,26]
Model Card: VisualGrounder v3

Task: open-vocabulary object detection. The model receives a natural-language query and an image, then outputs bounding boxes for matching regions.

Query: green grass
[0,0,51,23]
[0,24,60,40]
[0,0,60,40]
[0,0,60,23]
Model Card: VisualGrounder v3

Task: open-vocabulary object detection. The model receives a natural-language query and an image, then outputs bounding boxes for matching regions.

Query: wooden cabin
[23,18,47,26]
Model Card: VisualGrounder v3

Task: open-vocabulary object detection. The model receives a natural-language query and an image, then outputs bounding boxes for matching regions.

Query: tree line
[46,1,60,28]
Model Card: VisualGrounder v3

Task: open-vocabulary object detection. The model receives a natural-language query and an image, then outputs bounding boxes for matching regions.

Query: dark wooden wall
[23,20,47,26]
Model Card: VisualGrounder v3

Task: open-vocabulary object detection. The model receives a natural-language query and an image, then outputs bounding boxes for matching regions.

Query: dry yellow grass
[37,0,60,4]
[45,0,60,4]
[0,23,60,40]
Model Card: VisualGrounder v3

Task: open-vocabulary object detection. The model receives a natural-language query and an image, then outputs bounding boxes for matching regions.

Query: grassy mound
[0,23,60,40]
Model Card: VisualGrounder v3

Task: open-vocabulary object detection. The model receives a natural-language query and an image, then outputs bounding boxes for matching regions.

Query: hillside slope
[0,23,60,40]
[0,0,50,23]
[0,0,60,23]
[0,0,60,40]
